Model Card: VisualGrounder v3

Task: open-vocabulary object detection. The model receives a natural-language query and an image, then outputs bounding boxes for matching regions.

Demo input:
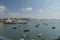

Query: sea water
[0,19,60,40]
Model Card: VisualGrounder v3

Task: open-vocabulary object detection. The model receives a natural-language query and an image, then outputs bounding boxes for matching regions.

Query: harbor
[0,19,60,40]
[0,0,60,40]
[0,18,31,24]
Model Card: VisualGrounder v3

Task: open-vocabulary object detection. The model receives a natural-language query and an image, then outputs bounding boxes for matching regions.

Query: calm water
[0,19,60,40]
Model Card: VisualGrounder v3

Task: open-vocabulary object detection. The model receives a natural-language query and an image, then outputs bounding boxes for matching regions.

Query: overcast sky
[0,0,60,19]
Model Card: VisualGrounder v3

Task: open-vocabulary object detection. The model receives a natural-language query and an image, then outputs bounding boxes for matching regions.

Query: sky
[0,0,60,19]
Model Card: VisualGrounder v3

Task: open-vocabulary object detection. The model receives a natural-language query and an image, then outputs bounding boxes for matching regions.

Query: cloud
[21,7,32,12]
[8,12,41,19]
[0,5,8,18]
[39,9,44,12]
[6,12,33,18]
[0,5,37,19]
[0,5,7,12]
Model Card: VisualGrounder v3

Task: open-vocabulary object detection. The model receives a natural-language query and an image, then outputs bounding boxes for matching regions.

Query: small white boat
[38,33,43,37]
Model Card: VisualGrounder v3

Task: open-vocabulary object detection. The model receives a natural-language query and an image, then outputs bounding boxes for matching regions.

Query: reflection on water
[0,19,60,40]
